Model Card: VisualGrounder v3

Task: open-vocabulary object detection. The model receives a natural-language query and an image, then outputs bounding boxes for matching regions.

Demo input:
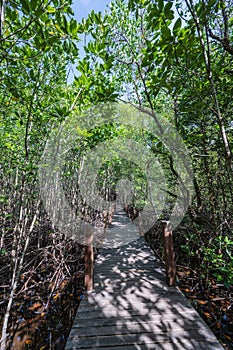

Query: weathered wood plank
[75,307,198,321]
[73,311,202,327]
[66,340,224,350]
[73,318,209,335]
[78,300,194,314]
[66,330,221,349]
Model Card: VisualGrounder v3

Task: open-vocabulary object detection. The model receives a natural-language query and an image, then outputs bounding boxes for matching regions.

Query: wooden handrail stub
[84,233,94,291]
[161,221,176,287]
[84,245,94,291]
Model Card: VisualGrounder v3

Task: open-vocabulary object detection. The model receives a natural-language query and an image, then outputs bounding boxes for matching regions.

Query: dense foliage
[0,0,232,348]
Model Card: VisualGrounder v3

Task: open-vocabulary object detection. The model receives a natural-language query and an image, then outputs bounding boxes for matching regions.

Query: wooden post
[108,201,116,226]
[161,221,176,286]
[84,228,94,291]
[84,244,94,291]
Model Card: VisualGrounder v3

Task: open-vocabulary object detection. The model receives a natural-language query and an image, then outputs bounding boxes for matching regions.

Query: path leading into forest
[65,207,224,350]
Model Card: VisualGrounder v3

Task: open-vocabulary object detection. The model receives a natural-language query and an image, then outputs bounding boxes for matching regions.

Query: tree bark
[0,0,6,37]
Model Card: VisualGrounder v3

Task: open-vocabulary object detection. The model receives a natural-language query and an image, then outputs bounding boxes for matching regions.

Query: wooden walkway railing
[84,219,176,291]
[65,209,224,350]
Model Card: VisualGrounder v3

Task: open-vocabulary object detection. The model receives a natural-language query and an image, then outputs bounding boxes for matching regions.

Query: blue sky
[67,0,111,83]
[72,0,111,21]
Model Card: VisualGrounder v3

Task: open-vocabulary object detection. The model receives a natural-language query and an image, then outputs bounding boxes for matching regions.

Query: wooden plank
[94,278,169,289]
[66,329,221,349]
[66,340,224,350]
[73,310,202,326]
[91,287,180,296]
[75,307,198,321]
[77,303,194,316]
[80,293,189,311]
[72,318,209,335]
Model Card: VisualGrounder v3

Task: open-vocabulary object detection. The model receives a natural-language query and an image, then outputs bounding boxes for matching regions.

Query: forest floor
[177,265,233,350]
[0,215,232,349]
[0,223,85,350]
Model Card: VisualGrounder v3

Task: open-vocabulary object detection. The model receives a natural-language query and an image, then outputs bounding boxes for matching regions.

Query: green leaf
[161,26,171,39]
[9,10,18,21]
[62,15,68,34]
[29,69,35,80]
[164,2,173,14]
[224,281,230,289]
[0,249,6,256]
[35,8,44,16]
[150,5,160,18]
[47,6,56,13]
[30,0,39,10]
[173,18,182,33]
[70,19,78,34]
[158,0,164,12]
[0,196,7,203]
[47,36,58,46]
[21,0,30,14]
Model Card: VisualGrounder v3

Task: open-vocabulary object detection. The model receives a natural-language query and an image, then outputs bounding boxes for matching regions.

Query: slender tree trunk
[0,0,6,37]
[185,0,233,179]
[0,204,39,350]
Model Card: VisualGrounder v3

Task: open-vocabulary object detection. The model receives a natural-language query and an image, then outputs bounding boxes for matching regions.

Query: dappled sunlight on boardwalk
[65,210,224,350]
[101,206,140,248]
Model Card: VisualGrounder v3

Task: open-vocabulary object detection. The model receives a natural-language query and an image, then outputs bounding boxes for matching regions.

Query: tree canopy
[0,0,233,348]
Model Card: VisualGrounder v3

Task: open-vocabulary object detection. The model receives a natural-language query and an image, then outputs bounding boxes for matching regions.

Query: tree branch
[208,7,233,56]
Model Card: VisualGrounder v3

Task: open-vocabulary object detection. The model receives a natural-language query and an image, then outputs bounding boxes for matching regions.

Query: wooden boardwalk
[65,209,224,350]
